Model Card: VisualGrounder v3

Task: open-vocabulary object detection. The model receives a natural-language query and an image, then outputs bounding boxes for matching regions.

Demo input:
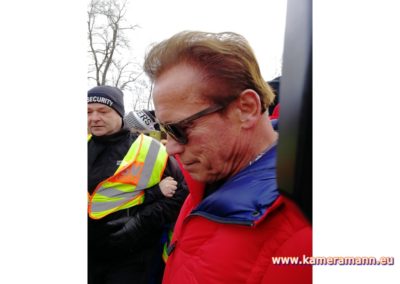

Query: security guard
[88,85,188,284]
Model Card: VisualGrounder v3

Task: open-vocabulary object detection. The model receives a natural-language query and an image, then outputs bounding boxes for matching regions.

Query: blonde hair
[144,31,275,112]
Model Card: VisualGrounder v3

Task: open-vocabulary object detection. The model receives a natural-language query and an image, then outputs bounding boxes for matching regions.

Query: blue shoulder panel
[191,145,279,225]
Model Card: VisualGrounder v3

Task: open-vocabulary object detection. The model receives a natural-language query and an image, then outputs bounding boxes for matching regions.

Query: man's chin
[182,162,213,183]
[90,128,106,136]
[189,171,210,183]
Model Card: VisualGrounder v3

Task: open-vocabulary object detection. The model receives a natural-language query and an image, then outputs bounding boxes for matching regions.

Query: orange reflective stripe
[88,134,168,219]
[108,161,144,185]
[115,133,144,174]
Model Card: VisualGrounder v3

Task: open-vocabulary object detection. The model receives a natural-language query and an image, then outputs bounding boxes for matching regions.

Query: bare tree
[87,0,149,100]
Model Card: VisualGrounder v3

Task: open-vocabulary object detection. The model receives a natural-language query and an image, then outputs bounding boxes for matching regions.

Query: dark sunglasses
[158,104,227,144]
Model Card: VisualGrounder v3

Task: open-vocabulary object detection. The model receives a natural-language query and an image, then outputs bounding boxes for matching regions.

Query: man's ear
[235,89,262,128]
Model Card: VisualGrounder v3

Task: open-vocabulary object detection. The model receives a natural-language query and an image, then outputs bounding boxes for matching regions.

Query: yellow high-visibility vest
[88,133,168,219]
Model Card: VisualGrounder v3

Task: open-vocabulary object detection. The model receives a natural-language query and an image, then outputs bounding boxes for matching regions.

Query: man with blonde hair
[144,31,312,284]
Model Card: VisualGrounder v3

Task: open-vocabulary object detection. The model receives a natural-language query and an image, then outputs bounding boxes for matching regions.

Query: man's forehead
[88,103,112,111]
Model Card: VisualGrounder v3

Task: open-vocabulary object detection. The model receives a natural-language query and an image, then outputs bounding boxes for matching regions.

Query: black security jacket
[88,128,188,263]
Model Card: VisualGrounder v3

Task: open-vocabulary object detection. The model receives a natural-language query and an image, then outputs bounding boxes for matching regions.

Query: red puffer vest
[165,148,312,284]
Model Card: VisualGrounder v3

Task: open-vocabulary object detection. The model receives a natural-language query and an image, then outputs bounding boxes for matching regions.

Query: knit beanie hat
[88,85,125,118]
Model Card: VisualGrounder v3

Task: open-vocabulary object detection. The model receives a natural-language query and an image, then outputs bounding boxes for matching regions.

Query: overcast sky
[127,0,287,80]
[121,0,287,111]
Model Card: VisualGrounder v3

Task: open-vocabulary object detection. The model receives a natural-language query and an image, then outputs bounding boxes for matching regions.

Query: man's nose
[89,111,100,121]
[165,136,185,156]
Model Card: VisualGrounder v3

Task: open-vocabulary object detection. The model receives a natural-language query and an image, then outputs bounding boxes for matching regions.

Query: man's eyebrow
[96,106,111,111]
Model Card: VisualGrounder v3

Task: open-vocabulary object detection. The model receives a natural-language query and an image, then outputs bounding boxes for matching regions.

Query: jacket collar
[191,144,280,226]
[90,127,130,144]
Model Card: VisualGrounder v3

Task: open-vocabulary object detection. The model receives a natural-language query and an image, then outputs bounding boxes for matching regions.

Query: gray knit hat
[87,85,125,118]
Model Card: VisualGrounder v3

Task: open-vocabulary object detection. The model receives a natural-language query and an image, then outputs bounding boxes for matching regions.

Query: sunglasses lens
[162,123,188,144]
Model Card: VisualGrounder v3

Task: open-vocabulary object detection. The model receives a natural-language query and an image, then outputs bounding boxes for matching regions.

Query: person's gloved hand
[106,215,142,251]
